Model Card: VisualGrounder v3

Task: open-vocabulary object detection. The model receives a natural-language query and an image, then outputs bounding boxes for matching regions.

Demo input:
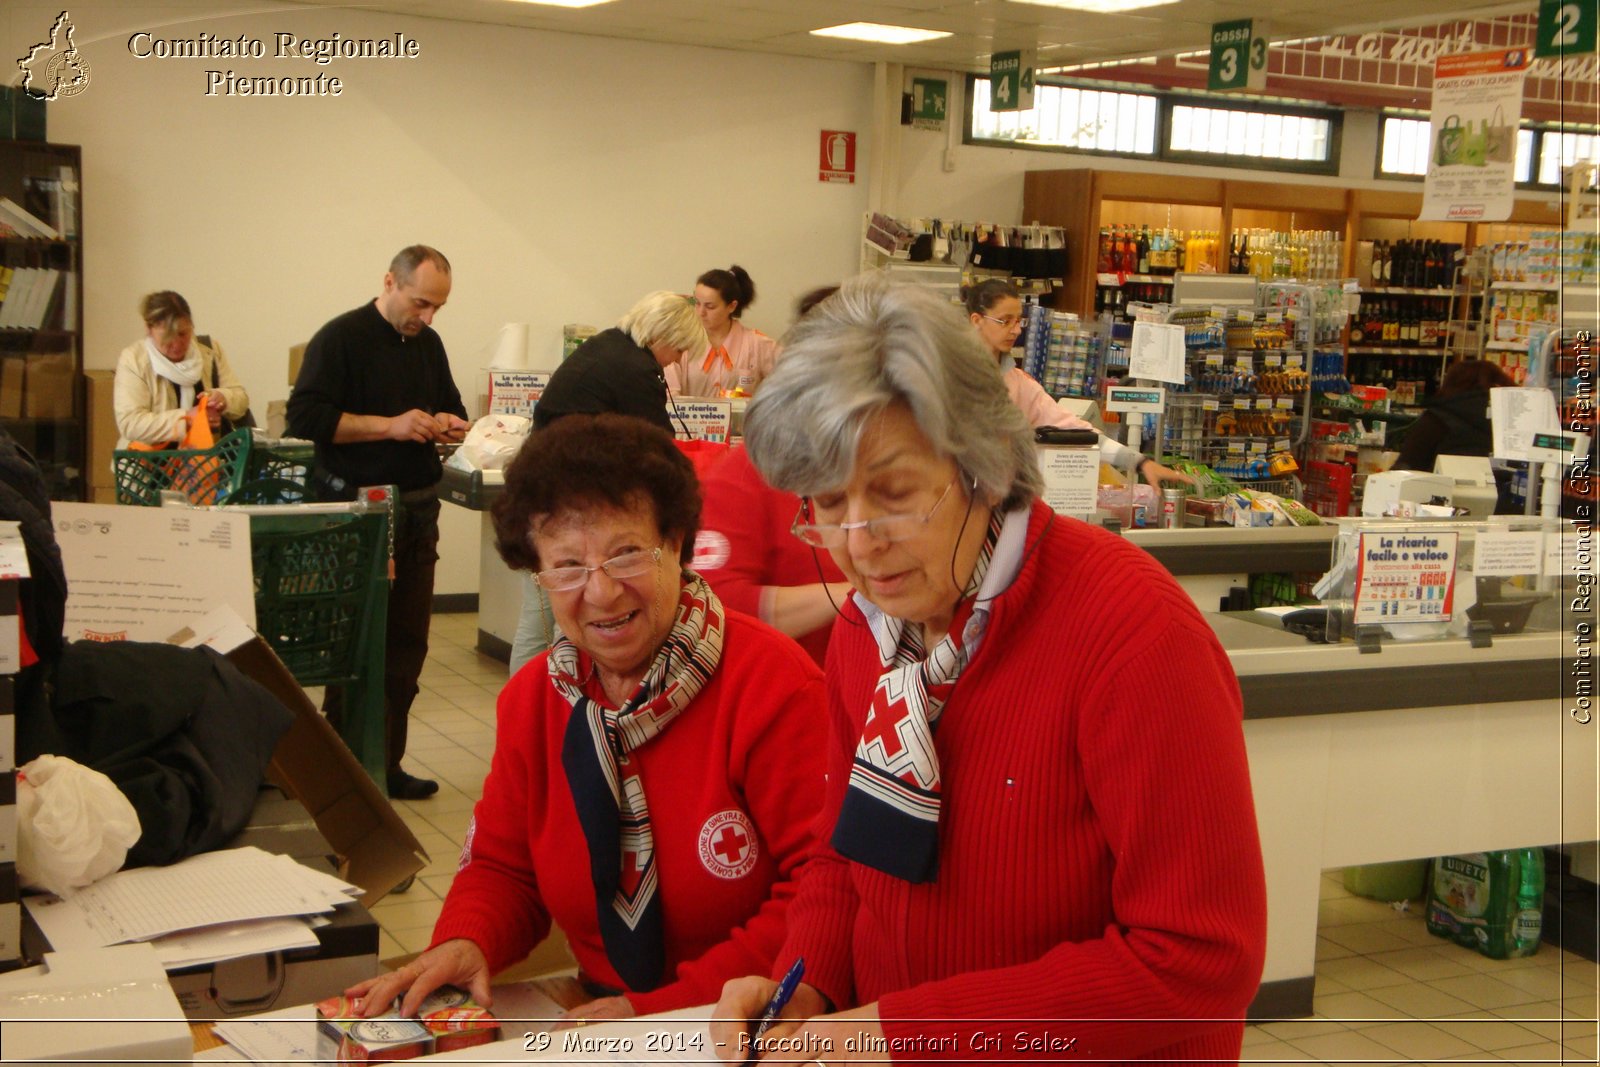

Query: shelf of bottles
[1092,224,1223,318]
[1020,301,1104,400]
[1156,285,1336,488]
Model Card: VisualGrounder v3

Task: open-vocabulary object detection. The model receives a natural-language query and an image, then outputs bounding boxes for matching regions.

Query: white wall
[1,2,874,595]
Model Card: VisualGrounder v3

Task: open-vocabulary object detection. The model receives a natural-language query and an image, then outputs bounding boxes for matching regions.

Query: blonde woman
[534,290,706,433]
[114,291,249,449]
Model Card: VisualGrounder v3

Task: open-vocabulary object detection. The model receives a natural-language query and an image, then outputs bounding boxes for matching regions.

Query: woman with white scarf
[113,290,250,449]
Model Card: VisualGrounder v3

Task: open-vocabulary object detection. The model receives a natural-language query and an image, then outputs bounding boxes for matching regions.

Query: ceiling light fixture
[1006,0,1180,12]
[505,0,618,8]
[810,22,953,45]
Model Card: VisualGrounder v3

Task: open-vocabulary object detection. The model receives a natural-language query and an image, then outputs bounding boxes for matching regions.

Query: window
[1166,102,1335,168]
[969,78,1158,155]
[1379,113,1578,187]
[1538,130,1600,186]
[966,77,1338,173]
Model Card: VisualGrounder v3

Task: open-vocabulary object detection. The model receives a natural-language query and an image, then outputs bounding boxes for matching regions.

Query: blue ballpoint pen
[742,957,805,1066]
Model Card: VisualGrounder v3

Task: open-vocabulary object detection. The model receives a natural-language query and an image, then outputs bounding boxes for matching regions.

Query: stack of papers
[23,846,361,970]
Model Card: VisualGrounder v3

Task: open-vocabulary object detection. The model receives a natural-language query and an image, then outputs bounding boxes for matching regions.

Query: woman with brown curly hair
[348,413,825,1024]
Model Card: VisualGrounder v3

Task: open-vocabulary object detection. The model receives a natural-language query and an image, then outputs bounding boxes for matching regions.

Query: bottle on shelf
[1096,226,1113,273]
[1135,225,1151,275]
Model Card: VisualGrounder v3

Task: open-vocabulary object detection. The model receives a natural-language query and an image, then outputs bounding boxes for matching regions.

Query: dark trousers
[326,493,441,774]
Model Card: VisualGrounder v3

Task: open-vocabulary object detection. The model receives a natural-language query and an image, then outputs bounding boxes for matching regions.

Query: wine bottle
[1135,225,1151,275]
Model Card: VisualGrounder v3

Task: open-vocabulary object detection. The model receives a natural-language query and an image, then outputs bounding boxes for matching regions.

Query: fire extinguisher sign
[819,130,856,183]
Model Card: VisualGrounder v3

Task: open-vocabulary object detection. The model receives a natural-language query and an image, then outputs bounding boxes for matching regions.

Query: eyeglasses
[534,546,662,592]
[791,480,956,548]
[982,313,1023,331]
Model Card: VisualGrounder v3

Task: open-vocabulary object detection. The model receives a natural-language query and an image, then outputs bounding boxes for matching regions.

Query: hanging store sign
[1536,0,1599,57]
[1208,19,1269,92]
[989,50,1035,111]
[1419,48,1528,222]
[910,77,948,130]
[819,130,856,184]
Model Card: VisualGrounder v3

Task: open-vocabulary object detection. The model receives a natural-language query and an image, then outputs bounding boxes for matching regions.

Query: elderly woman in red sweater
[351,414,825,1022]
[711,274,1267,1064]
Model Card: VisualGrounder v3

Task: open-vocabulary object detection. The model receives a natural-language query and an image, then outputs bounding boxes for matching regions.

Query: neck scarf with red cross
[552,573,724,992]
[830,511,1004,883]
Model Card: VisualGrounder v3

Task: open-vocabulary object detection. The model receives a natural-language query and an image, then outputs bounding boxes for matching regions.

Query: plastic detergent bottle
[1426,848,1545,959]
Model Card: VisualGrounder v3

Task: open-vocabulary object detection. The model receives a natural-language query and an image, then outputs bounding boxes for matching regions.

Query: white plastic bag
[446,414,532,472]
[17,755,141,897]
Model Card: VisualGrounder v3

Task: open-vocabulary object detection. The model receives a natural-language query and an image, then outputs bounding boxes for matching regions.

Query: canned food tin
[1160,487,1186,529]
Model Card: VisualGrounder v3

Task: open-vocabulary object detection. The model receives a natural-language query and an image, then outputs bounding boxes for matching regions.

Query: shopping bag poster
[1420,48,1529,222]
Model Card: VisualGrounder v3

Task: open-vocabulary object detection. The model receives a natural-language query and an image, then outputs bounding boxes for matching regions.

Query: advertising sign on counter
[1420,48,1529,222]
[673,399,733,442]
[1036,444,1099,517]
[1353,530,1459,624]
[486,370,551,418]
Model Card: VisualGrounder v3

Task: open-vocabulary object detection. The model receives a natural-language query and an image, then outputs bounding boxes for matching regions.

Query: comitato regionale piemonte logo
[17,11,92,100]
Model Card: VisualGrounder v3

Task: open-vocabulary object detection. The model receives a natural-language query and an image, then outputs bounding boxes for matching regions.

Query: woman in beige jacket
[114,290,250,449]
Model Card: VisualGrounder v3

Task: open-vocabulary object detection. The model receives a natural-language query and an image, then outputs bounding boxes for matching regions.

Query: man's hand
[435,412,470,444]
[344,938,491,1019]
[386,409,445,443]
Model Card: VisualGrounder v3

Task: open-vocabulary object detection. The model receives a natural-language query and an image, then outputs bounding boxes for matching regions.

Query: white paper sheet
[1127,321,1186,385]
[25,847,338,948]
[1489,386,1560,462]
[0,521,29,579]
[54,502,255,641]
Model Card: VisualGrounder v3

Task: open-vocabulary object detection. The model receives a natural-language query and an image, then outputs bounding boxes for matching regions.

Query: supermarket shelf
[1346,346,1449,356]
[1485,339,1534,352]
[1358,287,1458,297]
[1489,280,1561,291]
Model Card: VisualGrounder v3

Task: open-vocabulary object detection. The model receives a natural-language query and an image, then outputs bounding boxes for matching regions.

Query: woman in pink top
[665,265,779,397]
[967,279,1191,487]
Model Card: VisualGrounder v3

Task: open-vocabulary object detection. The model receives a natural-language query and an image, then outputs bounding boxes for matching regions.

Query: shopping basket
[250,506,390,783]
[113,429,252,506]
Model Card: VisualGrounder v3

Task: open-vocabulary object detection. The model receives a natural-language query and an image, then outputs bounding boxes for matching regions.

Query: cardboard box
[289,342,308,386]
[83,370,116,487]
[0,945,193,1061]
[88,486,117,504]
[227,634,428,904]
[0,357,23,419]
[22,352,74,419]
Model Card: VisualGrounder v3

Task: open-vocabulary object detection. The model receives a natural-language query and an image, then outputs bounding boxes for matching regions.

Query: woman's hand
[709,977,831,1061]
[344,938,491,1019]
[556,995,635,1027]
[770,1003,887,1066]
[203,392,225,429]
[1139,459,1197,488]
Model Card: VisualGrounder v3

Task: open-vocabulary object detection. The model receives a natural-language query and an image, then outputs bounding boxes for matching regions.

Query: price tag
[1256,397,1273,410]
[1228,441,1246,454]
[1210,305,1228,319]
[1265,311,1283,324]
[1234,397,1251,410]
[1096,273,1121,286]
[1286,355,1304,367]
[1235,354,1254,369]
[1235,309,1256,322]
[1249,441,1268,454]
[1274,437,1292,450]
[1276,397,1295,409]
[1264,354,1282,366]
[1202,398,1220,411]
[1205,354,1223,365]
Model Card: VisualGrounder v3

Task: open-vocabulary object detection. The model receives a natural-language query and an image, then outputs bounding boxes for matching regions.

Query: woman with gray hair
[711,274,1267,1065]
[532,290,706,434]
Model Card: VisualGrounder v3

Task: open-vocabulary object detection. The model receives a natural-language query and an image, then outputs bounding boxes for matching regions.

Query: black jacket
[533,328,673,433]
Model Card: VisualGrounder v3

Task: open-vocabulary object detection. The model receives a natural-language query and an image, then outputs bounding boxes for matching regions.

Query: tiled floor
[380,612,1600,1063]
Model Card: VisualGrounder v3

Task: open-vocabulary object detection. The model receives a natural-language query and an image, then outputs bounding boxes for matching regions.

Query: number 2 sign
[1536,0,1598,56]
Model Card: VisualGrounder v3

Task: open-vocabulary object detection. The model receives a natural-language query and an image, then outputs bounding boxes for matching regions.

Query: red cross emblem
[698,810,759,879]
[861,688,906,758]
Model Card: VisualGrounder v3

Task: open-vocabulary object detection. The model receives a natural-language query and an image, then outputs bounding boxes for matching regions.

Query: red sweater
[780,502,1267,1064]
[433,611,827,1016]
[694,445,847,666]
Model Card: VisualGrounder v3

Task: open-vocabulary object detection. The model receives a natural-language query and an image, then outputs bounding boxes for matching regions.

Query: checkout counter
[437,466,514,660]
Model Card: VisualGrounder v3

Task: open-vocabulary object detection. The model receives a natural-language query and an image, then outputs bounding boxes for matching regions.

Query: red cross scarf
[551,574,724,991]
[830,513,1004,883]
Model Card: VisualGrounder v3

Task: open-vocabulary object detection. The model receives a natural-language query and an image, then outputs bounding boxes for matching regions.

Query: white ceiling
[284,0,1537,73]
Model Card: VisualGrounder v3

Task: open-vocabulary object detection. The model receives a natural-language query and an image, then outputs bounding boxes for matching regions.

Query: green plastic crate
[112,429,252,506]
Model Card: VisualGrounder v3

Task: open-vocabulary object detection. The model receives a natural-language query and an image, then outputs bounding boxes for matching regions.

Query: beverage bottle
[1349,300,1367,345]
[1175,232,1187,273]
[1371,240,1386,288]
[1383,300,1399,344]
[1096,227,1112,273]
[1512,847,1545,957]
[1119,227,1136,273]
[1136,225,1151,274]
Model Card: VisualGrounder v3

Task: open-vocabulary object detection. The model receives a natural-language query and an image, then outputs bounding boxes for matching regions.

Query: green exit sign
[1536,0,1599,56]
[1208,19,1269,92]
